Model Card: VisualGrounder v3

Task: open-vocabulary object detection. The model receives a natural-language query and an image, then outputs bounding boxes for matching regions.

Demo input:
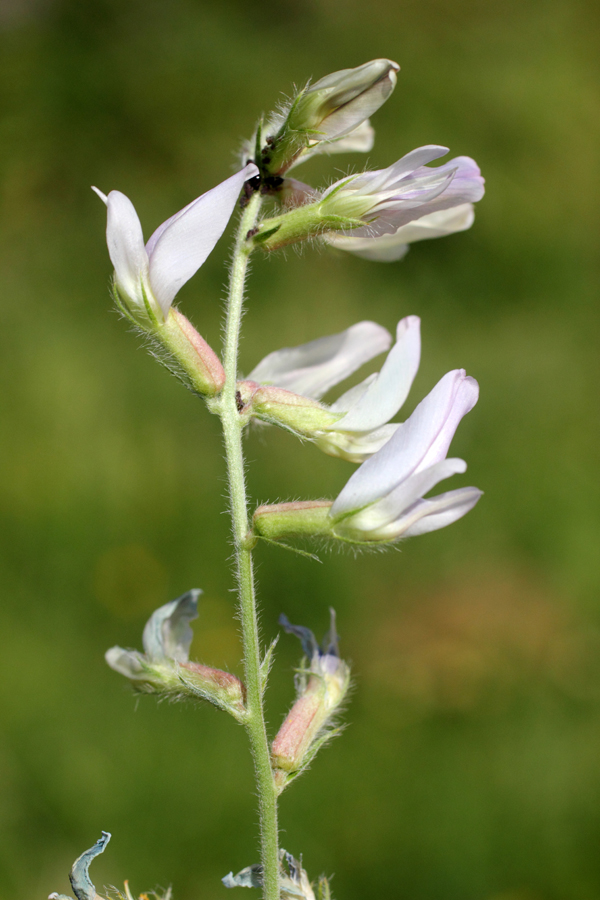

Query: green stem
[220,191,280,900]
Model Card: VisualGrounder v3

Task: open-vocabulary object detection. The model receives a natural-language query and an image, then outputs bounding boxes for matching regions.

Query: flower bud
[264,59,398,175]
[106,591,246,721]
[271,612,350,793]
[292,59,398,138]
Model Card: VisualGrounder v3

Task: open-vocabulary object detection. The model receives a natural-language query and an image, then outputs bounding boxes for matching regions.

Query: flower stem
[220,191,280,900]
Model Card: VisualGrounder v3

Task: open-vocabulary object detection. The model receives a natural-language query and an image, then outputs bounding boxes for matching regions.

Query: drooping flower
[93,162,258,326]
[326,203,476,261]
[250,147,484,252]
[239,316,421,462]
[330,369,482,540]
[105,591,246,720]
[223,850,324,900]
[318,146,484,237]
[252,369,482,545]
[271,610,350,792]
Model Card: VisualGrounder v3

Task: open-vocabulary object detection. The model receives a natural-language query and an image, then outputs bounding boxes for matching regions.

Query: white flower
[320,146,484,238]
[326,203,476,261]
[331,368,481,540]
[252,369,481,546]
[243,316,422,462]
[93,162,258,325]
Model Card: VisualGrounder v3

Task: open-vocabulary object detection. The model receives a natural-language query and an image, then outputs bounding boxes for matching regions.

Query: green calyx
[249,202,365,251]
[253,502,334,542]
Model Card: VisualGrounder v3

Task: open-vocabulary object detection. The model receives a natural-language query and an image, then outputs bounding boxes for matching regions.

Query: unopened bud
[264,59,398,175]
[291,59,398,140]
[271,612,350,793]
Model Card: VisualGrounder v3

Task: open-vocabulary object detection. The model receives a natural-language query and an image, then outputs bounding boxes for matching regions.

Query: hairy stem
[220,191,280,900]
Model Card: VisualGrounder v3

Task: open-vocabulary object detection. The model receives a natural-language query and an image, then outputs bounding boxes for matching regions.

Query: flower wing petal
[148,163,258,316]
[396,486,483,537]
[326,204,475,261]
[97,189,148,306]
[343,458,467,533]
[142,589,201,662]
[333,315,421,431]
[247,320,392,399]
[331,369,476,515]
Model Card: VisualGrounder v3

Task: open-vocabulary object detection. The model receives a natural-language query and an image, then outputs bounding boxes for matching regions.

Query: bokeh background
[1,0,599,898]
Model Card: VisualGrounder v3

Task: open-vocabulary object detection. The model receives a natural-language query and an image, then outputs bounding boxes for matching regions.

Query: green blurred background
[1,0,599,898]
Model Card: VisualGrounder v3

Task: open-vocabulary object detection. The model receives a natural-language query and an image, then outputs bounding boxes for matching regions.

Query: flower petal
[342,457,467,534]
[247,320,392,400]
[105,646,146,679]
[318,70,397,140]
[396,486,483,537]
[316,423,398,463]
[331,369,477,516]
[416,373,479,471]
[377,157,484,234]
[327,232,411,262]
[142,589,201,662]
[332,315,421,431]
[69,832,111,900]
[345,145,449,195]
[96,189,149,306]
[313,118,375,154]
[147,163,258,316]
[326,204,475,261]
[328,373,377,413]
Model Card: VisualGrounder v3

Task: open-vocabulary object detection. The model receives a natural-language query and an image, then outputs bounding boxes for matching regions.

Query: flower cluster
[92,59,486,900]
[242,58,484,259]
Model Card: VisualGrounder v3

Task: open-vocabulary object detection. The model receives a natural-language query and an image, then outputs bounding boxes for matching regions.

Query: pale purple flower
[320,145,484,238]
[93,162,258,324]
[330,368,481,541]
